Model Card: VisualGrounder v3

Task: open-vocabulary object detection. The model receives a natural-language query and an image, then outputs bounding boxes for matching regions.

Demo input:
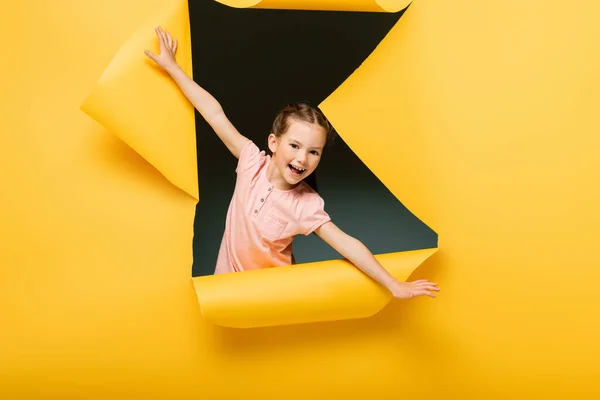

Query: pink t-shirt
[214,140,331,274]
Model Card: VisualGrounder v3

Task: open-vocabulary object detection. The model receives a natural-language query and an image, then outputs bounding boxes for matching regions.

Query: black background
[189,0,437,276]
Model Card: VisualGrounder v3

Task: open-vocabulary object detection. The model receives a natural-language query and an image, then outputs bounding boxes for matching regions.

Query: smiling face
[267,119,327,190]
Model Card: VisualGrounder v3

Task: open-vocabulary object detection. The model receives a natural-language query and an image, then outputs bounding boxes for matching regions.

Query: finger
[144,49,157,62]
[417,281,438,287]
[417,290,436,298]
[155,27,164,51]
[409,289,433,298]
[163,29,171,50]
[173,39,178,55]
[166,30,173,49]
[157,27,167,51]
[418,284,440,291]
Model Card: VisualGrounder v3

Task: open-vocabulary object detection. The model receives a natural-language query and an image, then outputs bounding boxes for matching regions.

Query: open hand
[389,279,440,299]
[145,26,178,71]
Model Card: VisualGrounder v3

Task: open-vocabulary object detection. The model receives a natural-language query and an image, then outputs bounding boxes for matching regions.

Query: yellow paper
[194,249,436,328]
[214,0,411,12]
[80,0,198,199]
[3,0,600,398]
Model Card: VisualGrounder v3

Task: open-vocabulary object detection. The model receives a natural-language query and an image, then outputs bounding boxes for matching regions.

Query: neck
[266,160,296,191]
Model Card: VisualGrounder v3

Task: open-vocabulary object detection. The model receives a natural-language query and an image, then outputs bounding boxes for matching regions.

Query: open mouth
[288,164,306,177]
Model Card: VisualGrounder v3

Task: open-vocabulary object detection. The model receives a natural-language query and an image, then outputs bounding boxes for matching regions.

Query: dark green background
[189,0,437,277]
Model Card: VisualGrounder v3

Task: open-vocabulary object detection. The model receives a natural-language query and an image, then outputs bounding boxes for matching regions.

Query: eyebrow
[289,138,324,151]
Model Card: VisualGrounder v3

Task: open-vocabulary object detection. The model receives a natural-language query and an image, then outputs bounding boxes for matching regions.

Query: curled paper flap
[80,0,198,199]
[214,0,411,12]
[193,248,437,328]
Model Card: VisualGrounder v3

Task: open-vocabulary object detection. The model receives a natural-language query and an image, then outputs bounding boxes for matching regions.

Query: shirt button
[268,187,272,191]
[261,198,264,202]
[254,210,258,213]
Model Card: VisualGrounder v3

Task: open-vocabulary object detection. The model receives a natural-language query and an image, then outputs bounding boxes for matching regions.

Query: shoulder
[294,182,325,209]
[293,182,330,235]
[236,140,267,174]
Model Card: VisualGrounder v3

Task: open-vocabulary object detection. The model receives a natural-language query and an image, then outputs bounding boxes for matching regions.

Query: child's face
[268,119,327,187]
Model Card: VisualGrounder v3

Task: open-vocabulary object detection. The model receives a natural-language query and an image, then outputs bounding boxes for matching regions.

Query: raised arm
[145,26,249,158]
[314,221,440,299]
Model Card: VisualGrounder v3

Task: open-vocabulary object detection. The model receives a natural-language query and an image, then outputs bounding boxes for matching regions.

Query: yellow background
[2,0,600,399]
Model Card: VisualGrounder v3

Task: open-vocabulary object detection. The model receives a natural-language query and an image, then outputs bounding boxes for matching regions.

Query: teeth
[290,165,305,172]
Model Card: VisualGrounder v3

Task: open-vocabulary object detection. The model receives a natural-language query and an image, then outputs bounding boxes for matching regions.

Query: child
[145,27,440,300]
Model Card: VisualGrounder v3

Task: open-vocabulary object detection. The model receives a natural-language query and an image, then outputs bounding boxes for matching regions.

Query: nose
[296,150,307,165]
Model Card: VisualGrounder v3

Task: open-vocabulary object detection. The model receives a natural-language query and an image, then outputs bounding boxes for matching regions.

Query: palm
[145,26,178,69]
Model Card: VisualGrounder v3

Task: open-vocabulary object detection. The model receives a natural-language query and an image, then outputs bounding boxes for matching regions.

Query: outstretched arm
[314,221,439,299]
[145,26,249,158]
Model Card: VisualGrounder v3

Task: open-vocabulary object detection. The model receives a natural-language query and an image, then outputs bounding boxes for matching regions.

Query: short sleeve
[235,140,264,174]
[300,194,331,236]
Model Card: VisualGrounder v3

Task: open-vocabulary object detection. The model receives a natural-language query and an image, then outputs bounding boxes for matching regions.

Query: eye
[290,143,299,149]
[310,150,320,156]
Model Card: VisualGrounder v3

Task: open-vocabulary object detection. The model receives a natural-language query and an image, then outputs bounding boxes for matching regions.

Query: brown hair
[267,102,336,154]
